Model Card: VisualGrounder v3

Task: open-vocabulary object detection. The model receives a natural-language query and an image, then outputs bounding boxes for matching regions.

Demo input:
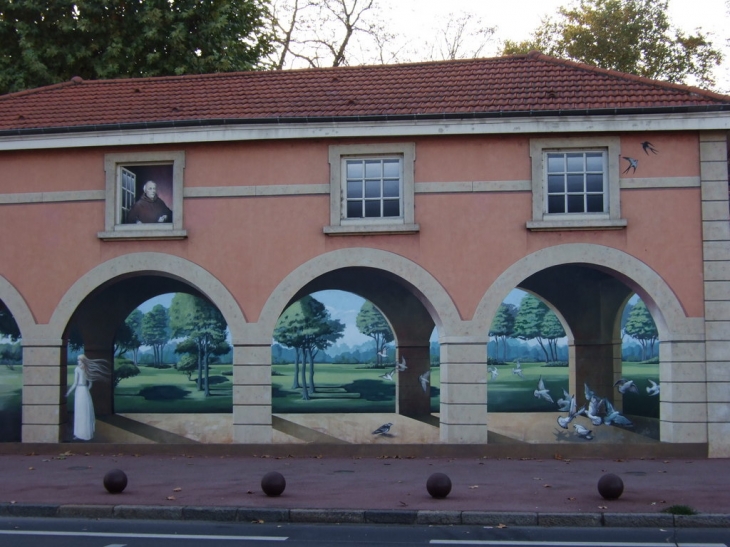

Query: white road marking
[0,530,287,541]
[431,541,726,547]
[104,544,127,547]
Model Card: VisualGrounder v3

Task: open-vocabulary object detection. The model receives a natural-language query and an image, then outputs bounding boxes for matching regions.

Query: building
[1,52,729,455]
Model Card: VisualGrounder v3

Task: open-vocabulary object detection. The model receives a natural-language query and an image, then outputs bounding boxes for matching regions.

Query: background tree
[501,0,722,88]
[141,304,170,367]
[624,299,659,360]
[541,310,566,362]
[267,0,389,68]
[489,303,516,362]
[513,294,551,362]
[273,295,344,399]
[0,0,272,95]
[355,301,393,366]
[169,294,229,396]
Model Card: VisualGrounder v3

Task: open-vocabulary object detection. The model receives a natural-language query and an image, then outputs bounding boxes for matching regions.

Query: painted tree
[489,303,516,362]
[0,302,19,341]
[0,0,272,94]
[541,310,566,362]
[114,309,143,364]
[113,361,140,387]
[624,299,658,360]
[355,301,393,365]
[140,304,170,367]
[513,294,551,362]
[169,294,229,396]
[501,0,722,88]
[273,295,344,400]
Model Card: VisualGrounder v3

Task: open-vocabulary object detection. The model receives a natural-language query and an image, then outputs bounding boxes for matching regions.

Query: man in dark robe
[126,181,172,223]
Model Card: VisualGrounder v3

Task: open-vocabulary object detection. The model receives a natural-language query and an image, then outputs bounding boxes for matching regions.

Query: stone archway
[22,253,248,443]
[473,244,703,446]
[259,248,483,443]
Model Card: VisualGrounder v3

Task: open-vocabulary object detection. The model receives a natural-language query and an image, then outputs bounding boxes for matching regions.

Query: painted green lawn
[487,361,659,417]
[272,363,441,413]
[0,366,22,441]
[62,359,658,417]
[110,364,233,413]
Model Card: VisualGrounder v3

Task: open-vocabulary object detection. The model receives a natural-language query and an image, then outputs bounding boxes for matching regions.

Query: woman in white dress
[66,355,109,441]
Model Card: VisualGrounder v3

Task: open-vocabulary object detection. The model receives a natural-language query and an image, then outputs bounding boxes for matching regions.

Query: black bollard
[597,473,624,500]
[103,469,128,494]
[426,472,452,499]
[261,471,286,497]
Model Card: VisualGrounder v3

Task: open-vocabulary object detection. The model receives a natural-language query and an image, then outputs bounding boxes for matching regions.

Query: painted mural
[18,284,660,445]
[0,301,22,442]
[271,290,439,415]
[486,290,660,443]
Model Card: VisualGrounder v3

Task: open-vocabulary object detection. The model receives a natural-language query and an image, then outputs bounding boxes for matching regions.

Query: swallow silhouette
[641,141,658,155]
[622,157,638,174]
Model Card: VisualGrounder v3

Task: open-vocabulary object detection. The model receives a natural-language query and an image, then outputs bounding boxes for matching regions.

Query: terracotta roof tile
[0,52,729,133]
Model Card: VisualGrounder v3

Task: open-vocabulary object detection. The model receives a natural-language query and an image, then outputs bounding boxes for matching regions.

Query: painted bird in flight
[641,141,658,155]
[622,157,638,174]
[419,371,431,393]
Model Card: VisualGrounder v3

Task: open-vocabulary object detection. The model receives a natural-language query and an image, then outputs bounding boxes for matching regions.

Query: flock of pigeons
[489,359,661,441]
[373,356,661,441]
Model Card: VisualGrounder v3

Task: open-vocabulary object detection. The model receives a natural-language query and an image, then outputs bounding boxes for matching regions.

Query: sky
[387,0,730,92]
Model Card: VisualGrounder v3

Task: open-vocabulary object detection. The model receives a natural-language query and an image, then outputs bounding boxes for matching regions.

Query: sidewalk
[1,449,729,527]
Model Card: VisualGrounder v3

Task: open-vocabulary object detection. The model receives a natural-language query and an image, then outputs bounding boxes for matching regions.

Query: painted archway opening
[63,274,232,444]
[270,267,441,444]
[0,300,22,442]
[485,265,662,445]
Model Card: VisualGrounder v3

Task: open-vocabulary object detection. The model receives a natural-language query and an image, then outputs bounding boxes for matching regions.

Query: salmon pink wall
[0,132,706,328]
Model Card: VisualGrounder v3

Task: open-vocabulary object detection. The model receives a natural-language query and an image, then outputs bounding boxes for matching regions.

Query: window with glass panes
[344,158,402,219]
[545,151,606,214]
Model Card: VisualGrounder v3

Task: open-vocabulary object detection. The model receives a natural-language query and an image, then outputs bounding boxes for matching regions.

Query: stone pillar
[396,343,431,417]
[700,131,730,456]
[659,339,707,444]
[574,341,615,405]
[232,338,272,443]
[21,340,66,443]
[439,337,488,443]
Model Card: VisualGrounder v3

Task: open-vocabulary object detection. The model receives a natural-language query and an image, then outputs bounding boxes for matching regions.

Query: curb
[0,503,727,527]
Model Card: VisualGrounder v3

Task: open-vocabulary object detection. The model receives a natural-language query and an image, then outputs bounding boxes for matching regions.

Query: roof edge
[2,104,729,139]
[525,51,730,103]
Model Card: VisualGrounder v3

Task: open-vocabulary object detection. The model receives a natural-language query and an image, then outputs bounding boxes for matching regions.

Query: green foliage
[113,359,140,387]
[661,504,697,515]
[490,303,516,362]
[274,295,345,400]
[501,0,722,88]
[169,293,229,396]
[624,300,658,360]
[0,302,20,340]
[141,304,170,367]
[0,0,273,95]
[356,301,394,366]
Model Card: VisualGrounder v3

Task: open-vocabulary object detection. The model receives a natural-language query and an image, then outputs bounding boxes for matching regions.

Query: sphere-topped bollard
[597,473,624,500]
[426,472,452,499]
[261,471,286,497]
[103,469,128,494]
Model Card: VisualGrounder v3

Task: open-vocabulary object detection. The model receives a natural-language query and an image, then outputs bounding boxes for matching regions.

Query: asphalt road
[1,518,729,547]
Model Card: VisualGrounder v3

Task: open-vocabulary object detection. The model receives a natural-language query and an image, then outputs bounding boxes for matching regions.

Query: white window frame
[527,137,626,231]
[325,143,418,235]
[98,151,187,240]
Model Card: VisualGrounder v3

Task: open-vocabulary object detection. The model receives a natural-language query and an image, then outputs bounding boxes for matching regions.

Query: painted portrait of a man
[121,164,174,225]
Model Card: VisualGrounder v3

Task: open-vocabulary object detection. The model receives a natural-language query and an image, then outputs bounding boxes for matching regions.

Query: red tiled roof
[1,52,729,133]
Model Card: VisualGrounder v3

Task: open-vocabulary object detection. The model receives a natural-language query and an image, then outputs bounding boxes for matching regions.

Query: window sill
[323,223,420,236]
[526,219,627,232]
[98,229,188,241]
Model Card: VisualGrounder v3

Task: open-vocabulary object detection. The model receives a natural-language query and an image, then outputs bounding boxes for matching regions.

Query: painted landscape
[0,288,659,442]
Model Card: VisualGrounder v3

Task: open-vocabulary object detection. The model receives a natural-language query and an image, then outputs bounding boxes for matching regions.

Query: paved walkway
[1,450,729,526]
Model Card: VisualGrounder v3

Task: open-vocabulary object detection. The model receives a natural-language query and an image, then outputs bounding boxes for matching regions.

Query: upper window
[99,151,187,240]
[325,143,418,235]
[528,137,626,231]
